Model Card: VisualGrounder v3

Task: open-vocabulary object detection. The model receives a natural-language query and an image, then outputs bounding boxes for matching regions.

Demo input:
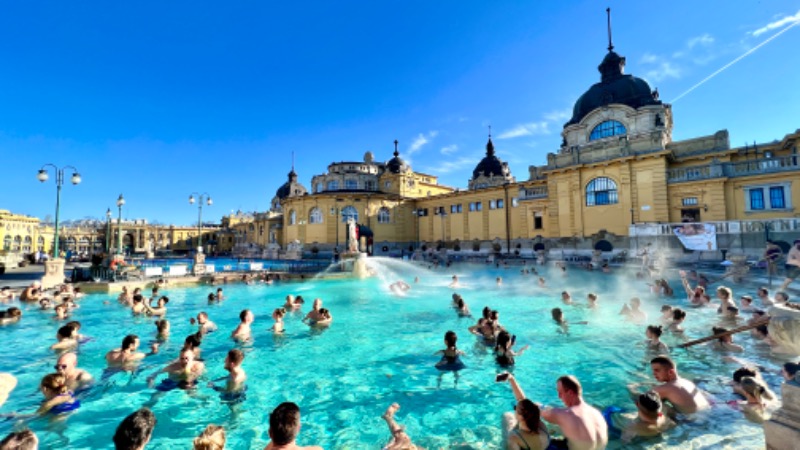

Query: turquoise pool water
[0,260,788,449]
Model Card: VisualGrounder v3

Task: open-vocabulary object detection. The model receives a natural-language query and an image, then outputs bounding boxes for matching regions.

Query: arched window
[289,210,297,225]
[589,120,626,141]
[345,179,358,190]
[23,236,32,252]
[3,236,10,250]
[341,206,358,223]
[315,183,322,193]
[327,180,339,191]
[585,177,619,206]
[309,207,323,224]
[378,207,391,224]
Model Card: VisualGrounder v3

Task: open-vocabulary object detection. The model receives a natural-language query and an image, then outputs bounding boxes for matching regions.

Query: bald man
[56,352,93,391]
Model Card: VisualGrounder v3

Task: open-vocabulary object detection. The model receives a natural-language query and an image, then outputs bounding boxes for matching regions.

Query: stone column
[41,258,66,289]
[764,381,800,450]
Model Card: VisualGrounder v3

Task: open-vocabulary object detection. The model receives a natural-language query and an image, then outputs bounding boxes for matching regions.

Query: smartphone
[496,373,510,382]
[511,335,517,345]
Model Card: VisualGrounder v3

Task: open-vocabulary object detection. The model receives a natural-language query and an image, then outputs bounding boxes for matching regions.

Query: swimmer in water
[679,270,710,306]
[537,277,546,287]
[271,308,286,333]
[389,280,411,295]
[621,298,647,324]
[0,307,22,325]
[710,326,744,353]
[106,334,154,368]
[231,309,254,341]
[208,349,246,401]
[131,295,147,315]
[118,286,132,305]
[147,348,205,390]
[730,376,775,423]
[54,304,68,321]
[283,295,302,310]
[586,293,598,309]
[380,403,419,450]
[448,275,460,288]
[645,325,669,353]
[143,296,169,316]
[0,286,13,302]
[51,324,78,351]
[667,308,686,333]
[190,312,218,335]
[551,308,587,333]
[455,297,472,317]
[154,319,170,342]
[310,308,332,327]
[560,291,573,305]
[37,373,80,415]
[494,331,528,367]
[39,298,52,310]
[659,305,673,325]
[629,356,710,416]
[216,288,225,301]
[619,391,675,443]
[55,352,93,392]
[303,299,325,325]
[496,277,503,286]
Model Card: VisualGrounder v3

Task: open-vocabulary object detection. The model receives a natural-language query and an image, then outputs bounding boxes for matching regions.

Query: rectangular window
[534,216,543,230]
[682,197,698,206]
[476,202,482,211]
[750,188,765,210]
[511,198,519,207]
[489,200,496,210]
[497,199,504,209]
[770,187,786,209]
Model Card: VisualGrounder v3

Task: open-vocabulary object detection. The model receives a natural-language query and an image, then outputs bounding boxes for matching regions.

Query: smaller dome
[275,169,306,200]
[472,137,505,178]
[385,140,409,174]
[364,151,374,164]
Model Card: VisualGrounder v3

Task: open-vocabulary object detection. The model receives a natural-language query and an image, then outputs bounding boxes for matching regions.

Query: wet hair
[207,293,215,302]
[216,288,223,293]
[637,391,662,420]
[0,429,38,450]
[193,424,226,450]
[227,349,244,366]
[273,308,286,319]
[733,366,758,383]
[557,375,582,396]
[54,304,66,312]
[456,298,465,309]
[154,320,169,334]
[57,325,75,339]
[672,308,686,321]
[740,296,753,304]
[295,295,305,304]
[516,399,541,433]
[40,373,68,394]
[444,330,458,349]
[756,324,769,336]
[647,325,663,337]
[184,333,203,349]
[113,407,156,450]
[776,292,790,302]
[482,307,491,320]
[198,312,208,320]
[268,402,301,445]
[784,362,800,377]
[122,334,138,350]
[239,309,251,322]
[660,305,673,313]
[319,308,331,319]
[551,308,564,323]
[490,310,499,321]
[717,286,732,300]
[132,295,143,304]
[158,296,169,305]
[758,287,769,296]
[6,307,21,318]
[495,331,511,352]
[66,321,81,331]
[133,288,141,294]
[712,326,728,341]
[587,293,597,301]
[741,376,774,401]
[151,287,158,293]
[650,356,675,370]
[726,306,739,315]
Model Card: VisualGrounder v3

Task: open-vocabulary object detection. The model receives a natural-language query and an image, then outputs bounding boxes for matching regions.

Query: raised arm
[507,374,526,401]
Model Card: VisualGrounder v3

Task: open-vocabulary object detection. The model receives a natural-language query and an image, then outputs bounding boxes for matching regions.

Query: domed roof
[566,50,661,126]
[472,137,505,179]
[275,169,306,200]
[385,140,409,174]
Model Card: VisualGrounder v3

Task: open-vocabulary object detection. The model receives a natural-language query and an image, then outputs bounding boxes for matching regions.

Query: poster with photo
[673,223,717,251]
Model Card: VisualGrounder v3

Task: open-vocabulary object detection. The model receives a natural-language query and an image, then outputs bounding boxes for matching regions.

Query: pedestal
[765,381,800,450]
[193,253,206,276]
[350,252,370,279]
[41,258,66,289]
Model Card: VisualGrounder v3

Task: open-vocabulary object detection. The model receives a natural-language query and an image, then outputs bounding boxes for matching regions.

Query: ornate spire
[486,127,495,157]
[606,7,614,52]
[393,139,399,157]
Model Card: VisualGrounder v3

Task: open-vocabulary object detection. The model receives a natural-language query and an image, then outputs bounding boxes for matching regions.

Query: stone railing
[667,156,799,183]
[630,218,800,237]
[519,186,548,200]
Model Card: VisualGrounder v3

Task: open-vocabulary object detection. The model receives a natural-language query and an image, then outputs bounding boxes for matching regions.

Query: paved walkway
[0,263,76,289]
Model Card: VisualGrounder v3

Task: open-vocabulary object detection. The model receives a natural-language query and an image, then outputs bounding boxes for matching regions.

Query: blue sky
[1,1,799,225]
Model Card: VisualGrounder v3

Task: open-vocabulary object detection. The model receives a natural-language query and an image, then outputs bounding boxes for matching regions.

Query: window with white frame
[489,200,497,210]
[289,210,297,225]
[345,179,358,190]
[744,183,791,212]
[497,199,504,209]
[327,180,339,191]
[341,205,358,223]
[682,197,698,206]
[450,204,462,214]
[378,207,391,224]
[511,197,519,207]
[309,207,323,224]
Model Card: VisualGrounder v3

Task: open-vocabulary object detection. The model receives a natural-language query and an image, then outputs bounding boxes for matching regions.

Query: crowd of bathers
[1,244,800,449]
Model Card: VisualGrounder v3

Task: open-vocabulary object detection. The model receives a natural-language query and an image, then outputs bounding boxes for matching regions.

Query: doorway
[680,208,700,222]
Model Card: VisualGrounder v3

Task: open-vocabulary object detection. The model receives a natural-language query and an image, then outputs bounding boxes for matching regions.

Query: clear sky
[2,1,799,225]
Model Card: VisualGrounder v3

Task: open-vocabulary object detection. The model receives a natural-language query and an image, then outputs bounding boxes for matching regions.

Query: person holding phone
[495,331,529,367]
[497,372,551,450]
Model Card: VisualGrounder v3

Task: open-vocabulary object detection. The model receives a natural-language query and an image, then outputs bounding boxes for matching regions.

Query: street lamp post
[105,208,112,255]
[116,195,125,256]
[412,208,422,250]
[437,209,447,249]
[189,193,213,253]
[36,164,81,288]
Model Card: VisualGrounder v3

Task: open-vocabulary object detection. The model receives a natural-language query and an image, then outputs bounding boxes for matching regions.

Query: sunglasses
[54,364,68,370]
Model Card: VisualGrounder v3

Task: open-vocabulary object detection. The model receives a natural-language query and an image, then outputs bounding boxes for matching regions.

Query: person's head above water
[636,391,663,421]
[515,399,541,432]
[646,325,663,338]
[0,429,38,450]
[551,308,564,323]
[556,375,582,405]
[113,407,156,450]
[732,366,759,383]
[444,330,457,349]
[122,335,139,351]
[225,349,244,370]
[239,309,253,324]
[650,356,678,382]
[268,402,302,446]
[154,320,170,335]
[672,308,686,321]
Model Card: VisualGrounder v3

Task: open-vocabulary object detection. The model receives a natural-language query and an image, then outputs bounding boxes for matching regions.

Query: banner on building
[673,223,717,251]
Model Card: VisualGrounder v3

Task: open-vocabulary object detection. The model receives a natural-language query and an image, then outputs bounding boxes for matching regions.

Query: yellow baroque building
[256,42,799,258]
